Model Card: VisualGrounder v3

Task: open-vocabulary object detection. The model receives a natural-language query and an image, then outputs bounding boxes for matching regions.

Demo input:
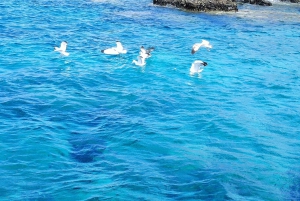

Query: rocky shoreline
[153,0,238,12]
[153,0,299,12]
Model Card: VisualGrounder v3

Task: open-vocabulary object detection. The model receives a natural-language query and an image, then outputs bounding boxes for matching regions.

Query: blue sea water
[0,0,300,200]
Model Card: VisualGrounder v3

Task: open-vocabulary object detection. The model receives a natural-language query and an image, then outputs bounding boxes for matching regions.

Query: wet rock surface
[153,0,238,12]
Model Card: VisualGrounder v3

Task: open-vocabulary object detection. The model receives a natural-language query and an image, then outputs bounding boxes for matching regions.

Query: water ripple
[0,0,300,200]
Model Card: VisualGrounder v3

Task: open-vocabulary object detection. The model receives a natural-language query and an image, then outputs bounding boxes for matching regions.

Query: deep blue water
[0,0,300,200]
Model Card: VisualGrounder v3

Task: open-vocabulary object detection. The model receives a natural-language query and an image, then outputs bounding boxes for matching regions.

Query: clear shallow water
[0,0,300,200]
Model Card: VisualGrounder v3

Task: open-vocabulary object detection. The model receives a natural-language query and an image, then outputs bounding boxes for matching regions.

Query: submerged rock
[153,0,238,12]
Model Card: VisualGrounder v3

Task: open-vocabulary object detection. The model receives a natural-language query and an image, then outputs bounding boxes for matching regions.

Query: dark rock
[153,0,238,12]
[279,0,299,2]
[258,0,272,6]
[241,0,272,6]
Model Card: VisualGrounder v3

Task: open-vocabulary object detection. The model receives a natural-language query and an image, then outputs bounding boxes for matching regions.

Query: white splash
[190,60,208,74]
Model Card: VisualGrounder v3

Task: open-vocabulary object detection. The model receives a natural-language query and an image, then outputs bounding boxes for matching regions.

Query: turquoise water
[1,0,300,200]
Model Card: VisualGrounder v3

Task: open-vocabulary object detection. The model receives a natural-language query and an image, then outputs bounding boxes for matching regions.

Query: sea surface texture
[0,0,299,200]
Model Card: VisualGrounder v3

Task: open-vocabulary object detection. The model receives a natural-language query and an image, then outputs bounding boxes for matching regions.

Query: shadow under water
[69,131,106,163]
[289,171,300,200]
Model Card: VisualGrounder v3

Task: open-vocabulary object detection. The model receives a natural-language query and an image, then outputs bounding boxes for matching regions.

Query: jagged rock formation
[153,0,238,12]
